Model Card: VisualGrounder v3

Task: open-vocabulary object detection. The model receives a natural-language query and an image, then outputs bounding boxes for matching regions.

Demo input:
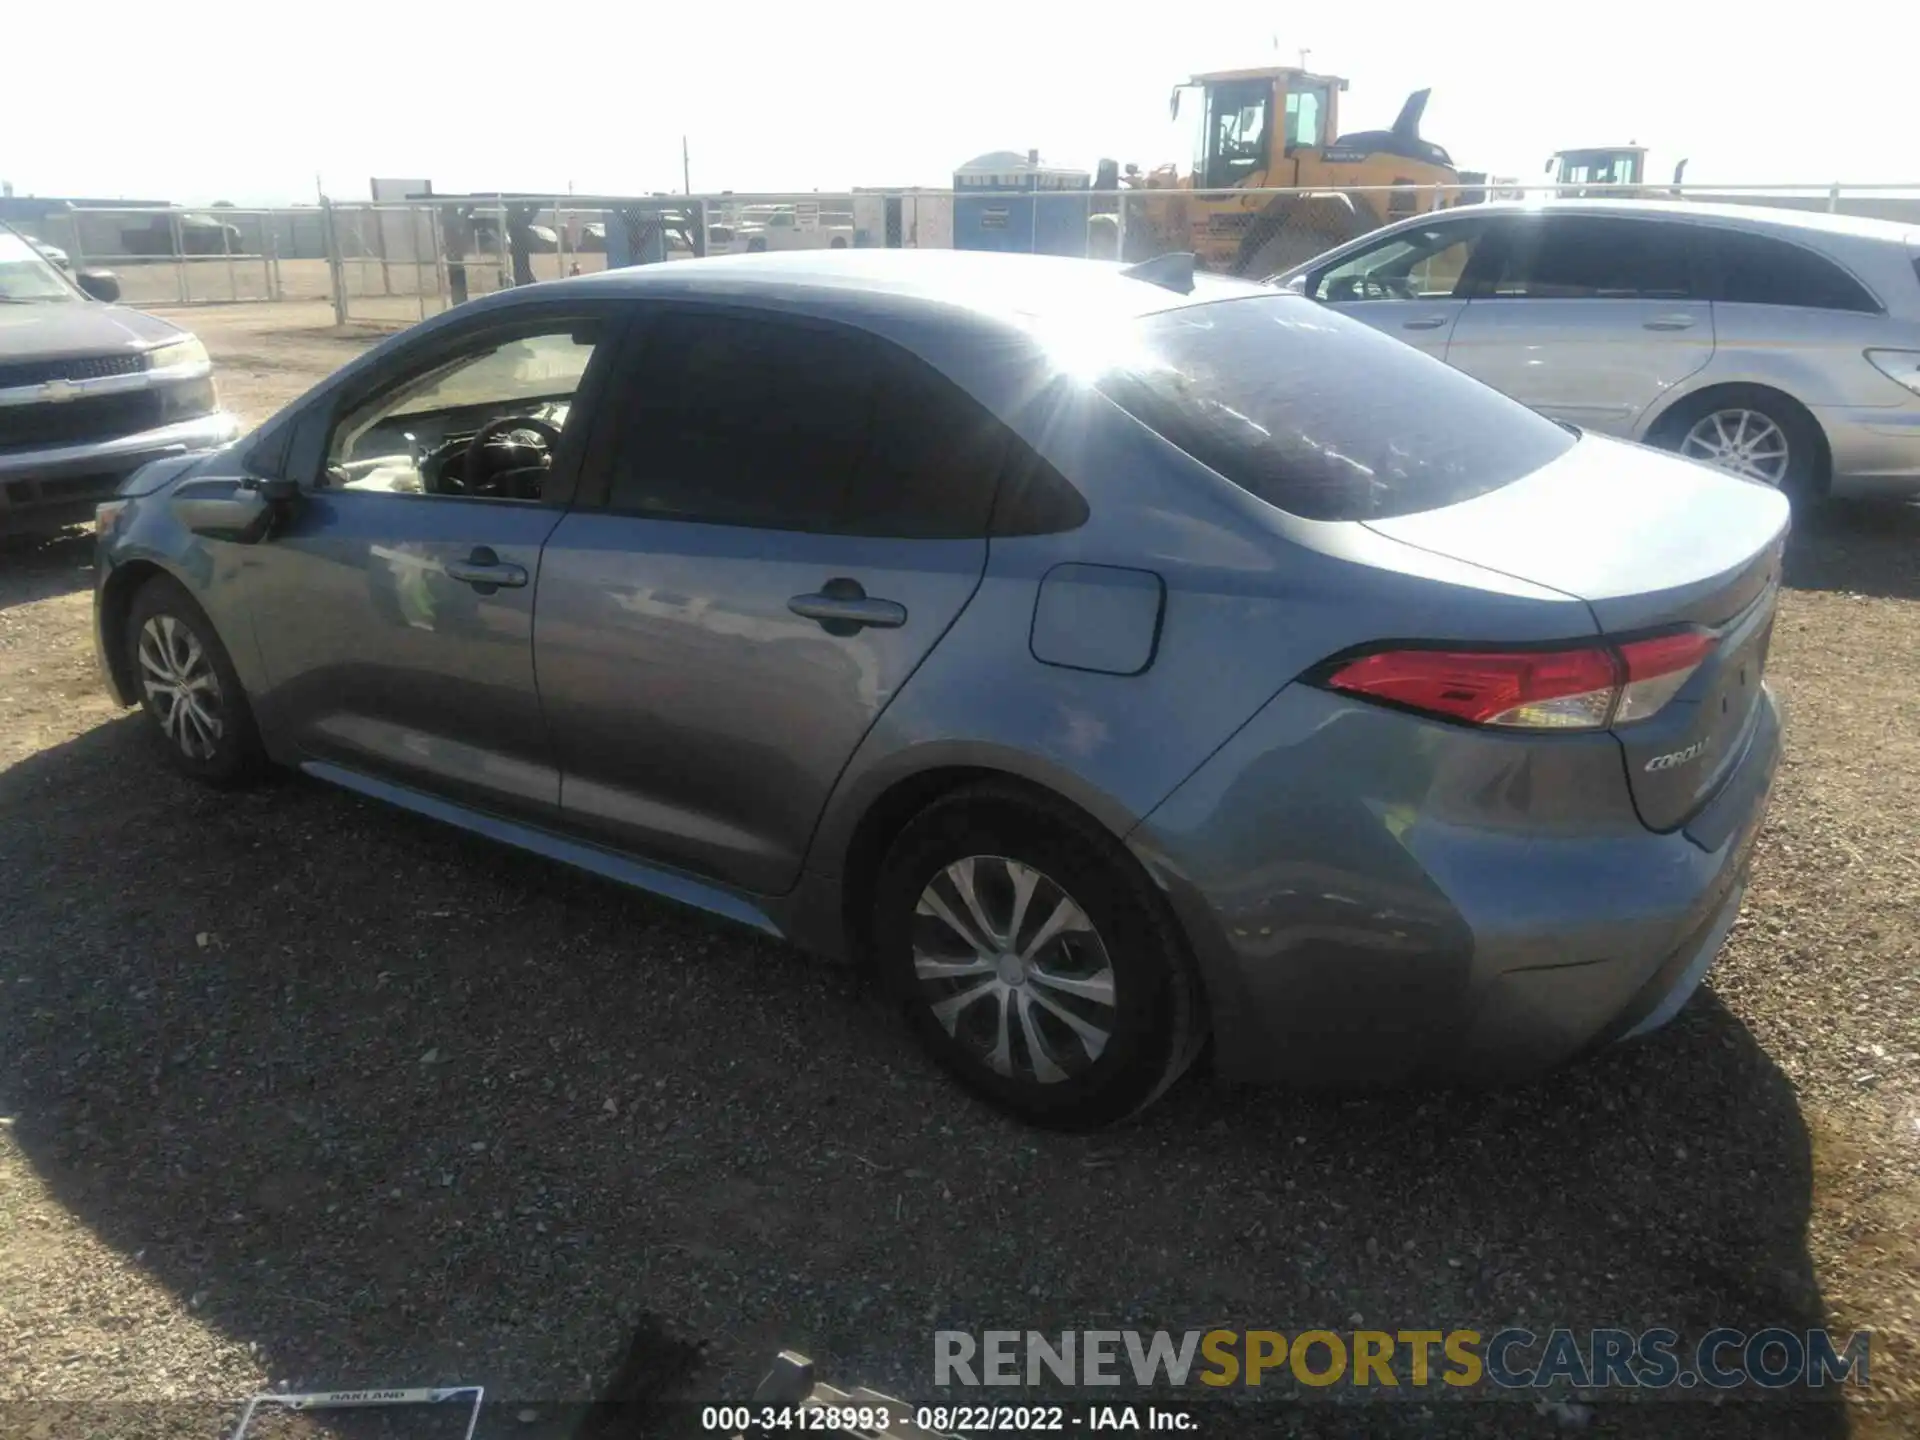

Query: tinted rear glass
[1708,228,1880,313]
[1096,296,1575,521]
[1491,216,1696,299]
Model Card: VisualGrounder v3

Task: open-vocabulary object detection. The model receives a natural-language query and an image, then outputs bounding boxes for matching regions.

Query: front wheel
[125,575,267,787]
[872,785,1206,1128]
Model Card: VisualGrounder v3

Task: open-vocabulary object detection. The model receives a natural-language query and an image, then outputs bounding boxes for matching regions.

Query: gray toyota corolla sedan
[92,249,1787,1128]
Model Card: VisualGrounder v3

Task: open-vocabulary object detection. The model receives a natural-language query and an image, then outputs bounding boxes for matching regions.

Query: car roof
[546,248,1271,327]
[1456,197,1919,245]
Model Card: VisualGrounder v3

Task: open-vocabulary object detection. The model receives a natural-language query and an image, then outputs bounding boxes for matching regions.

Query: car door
[533,305,1007,895]
[1298,217,1495,357]
[246,304,619,823]
[1443,214,1715,435]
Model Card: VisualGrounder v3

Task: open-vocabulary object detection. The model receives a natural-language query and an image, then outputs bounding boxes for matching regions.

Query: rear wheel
[125,575,267,787]
[1651,387,1825,505]
[872,784,1206,1128]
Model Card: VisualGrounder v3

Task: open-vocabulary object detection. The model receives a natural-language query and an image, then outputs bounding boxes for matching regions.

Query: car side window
[1489,217,1695,300]
[1310,223,1486,303]
[601,310,1032,539]
[1707,228,1880,313]
[324,320,603,502]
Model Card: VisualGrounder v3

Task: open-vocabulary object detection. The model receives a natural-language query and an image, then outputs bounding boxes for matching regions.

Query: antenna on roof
[1119,252,1196,295]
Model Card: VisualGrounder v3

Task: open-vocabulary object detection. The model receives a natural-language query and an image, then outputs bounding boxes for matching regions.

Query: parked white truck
[727,202,853,253]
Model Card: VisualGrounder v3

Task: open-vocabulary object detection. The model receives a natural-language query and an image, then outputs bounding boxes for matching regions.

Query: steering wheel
[456,415,564,496]
[1360,273,1407,301]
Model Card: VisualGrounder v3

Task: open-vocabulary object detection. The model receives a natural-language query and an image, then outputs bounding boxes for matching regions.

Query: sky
[3,0,1909,205]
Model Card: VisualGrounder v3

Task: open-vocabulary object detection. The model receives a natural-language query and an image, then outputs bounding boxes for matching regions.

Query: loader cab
[1176,68,1349,190]
[1548,146,1647,194]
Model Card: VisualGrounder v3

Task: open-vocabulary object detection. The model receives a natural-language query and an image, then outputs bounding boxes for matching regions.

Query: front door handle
[1643,314,1697,331]
[789,578,907,636]
[445,545,528,593]
[1401,315,1450,331]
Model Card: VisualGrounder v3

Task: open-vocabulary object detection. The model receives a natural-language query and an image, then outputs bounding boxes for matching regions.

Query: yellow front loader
[1113,67,1470,276]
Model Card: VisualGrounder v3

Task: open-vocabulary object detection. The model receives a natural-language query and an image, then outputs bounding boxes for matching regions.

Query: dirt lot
[2,303,1917,1438]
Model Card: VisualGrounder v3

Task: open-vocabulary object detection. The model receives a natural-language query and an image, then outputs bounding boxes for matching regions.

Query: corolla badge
[1645,736,1713,772]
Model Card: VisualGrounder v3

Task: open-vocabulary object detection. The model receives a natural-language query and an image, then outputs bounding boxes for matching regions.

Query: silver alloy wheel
[911,855,1116,1085]
[137,614,224,760]
[1679,408,1791,486]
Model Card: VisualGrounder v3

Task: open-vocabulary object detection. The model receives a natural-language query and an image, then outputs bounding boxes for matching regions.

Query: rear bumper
[1815,400,1920,500]
[0,413,240,536]
[1131,683,1782,1088]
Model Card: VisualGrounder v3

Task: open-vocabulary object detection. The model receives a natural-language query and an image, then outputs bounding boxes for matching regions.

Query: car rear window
[1095,295,1575,521]
[1708,227,1880,313]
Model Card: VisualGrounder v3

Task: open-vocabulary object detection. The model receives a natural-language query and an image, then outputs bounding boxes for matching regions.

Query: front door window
[1202,81,1272,189]
[325,323,602,502]
[1312,223,1486,303]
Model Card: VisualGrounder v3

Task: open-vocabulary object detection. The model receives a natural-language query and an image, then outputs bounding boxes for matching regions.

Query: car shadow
[1783,499,1920,602]
[0,526,94,613]
[0,717,1848,1439]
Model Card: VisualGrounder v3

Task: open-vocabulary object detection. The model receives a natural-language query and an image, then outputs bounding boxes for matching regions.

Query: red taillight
[1325,629,1715,731]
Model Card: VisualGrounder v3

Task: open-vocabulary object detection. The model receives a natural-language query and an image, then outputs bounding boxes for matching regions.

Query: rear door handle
[1643,314,1697,331]
[445,545,528,592]
[789,578,907,635]
[1401,315,1450,330]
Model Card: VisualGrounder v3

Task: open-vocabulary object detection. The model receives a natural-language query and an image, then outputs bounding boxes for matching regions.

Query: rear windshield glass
[1094,295,1575,521]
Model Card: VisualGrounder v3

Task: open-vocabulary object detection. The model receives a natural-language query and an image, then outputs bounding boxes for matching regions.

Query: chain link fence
[311,182,1920,327]
[8,183,1918,328]
[9,206,319,305]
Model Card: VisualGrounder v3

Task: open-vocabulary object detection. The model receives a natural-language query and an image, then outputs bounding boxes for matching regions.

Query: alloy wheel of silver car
[911,855,1117,1086]
[1679,409,1792,487]
[137,614,225,760]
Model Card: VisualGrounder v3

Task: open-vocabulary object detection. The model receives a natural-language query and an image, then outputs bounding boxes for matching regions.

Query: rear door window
[1096,295,1575,521]
[602,310,1026,538]
[1705,228,1880,312]
[1490,216,1697,299]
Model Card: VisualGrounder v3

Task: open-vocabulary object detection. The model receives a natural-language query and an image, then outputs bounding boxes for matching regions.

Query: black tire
[125,575,267,787]
[1648,386,1826,508]
[1235,194,1367,280]
[829,236,848,250]
[747,236,767,253]
[872,783,1207,1129]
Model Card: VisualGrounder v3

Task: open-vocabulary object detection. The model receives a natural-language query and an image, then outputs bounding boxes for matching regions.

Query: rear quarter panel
[803,387,1601,879]
[1647,303,1920,425]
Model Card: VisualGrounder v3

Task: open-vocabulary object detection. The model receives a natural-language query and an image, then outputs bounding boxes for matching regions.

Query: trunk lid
[1366,434,1790,830]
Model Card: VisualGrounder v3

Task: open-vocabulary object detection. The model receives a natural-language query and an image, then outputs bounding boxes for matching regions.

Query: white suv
[1276,200,1920,504]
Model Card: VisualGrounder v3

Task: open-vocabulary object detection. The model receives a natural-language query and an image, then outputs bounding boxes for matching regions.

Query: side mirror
[175,474,298,544]
[1281,274,1308,295]
[76,269,122,303]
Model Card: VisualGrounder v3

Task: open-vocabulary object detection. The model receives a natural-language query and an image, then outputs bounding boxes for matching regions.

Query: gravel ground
[1,303,1916,1439]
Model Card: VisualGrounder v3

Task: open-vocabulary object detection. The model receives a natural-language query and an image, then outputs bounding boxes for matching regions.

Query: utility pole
[1297,47,1311,70]
[682,136,691,195]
